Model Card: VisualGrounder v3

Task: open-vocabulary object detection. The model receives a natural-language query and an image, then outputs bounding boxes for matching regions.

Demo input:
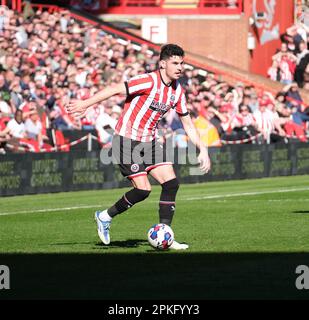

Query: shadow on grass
[50,239,149,249]
[292,211,309,214]
[95,239,148,249]
[1,252,309,300]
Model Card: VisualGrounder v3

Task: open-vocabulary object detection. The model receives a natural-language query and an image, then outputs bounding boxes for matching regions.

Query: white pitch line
[181,187,309,201]
[0,186,309,217]
[0,205,101,217]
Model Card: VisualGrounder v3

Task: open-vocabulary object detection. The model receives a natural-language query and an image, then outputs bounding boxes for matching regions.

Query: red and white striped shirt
[115,70,188,142]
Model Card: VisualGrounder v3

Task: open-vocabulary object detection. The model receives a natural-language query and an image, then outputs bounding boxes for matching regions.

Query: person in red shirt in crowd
[272,43,297,85]
[0,112,10,144]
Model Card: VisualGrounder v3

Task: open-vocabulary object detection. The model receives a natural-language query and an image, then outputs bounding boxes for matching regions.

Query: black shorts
[112,135,173,179]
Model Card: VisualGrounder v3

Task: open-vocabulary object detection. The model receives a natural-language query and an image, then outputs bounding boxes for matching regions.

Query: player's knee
[131,177,151,191]
[135,188,151,201]
[161,178,179,194]
[126,188,151,205]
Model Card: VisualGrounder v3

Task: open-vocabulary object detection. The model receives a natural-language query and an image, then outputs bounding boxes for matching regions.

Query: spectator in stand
[267,60,281,82]
[95,103,118,147]
[284,24,307,54]
[253,98,286,143]
[232,104,259,141]
[136,43,149,62]
[303,63,309,90]
[49,102,78,131]
[0,110,10,144]
[276,100,307,142]
[272,42,298,85]
[110,104,122,122]
[280,32,297,55]
[0,109,41,151]
[179,68,194,87]
[206,104,235,141]
[283,83,309,131]
[285,82,303,104]
[192,69,206,84]
[296,40,309,65]
[193,108,221,147]
[295,40,309,88]
[247,92,259,113]
[2,109,26,139]
[0,98,12,116]
[165,108,188,148]
[265,95,287,143]
[0,73,10,99]
[25,107,52,150]
[269,21,309,90]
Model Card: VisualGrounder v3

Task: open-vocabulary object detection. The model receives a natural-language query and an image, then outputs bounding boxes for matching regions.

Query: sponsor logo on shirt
[149,100,172,114]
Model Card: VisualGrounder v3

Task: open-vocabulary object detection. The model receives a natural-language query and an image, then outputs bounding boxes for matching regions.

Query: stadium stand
[0,1,309,155]
[266,4,309,91]
[103,0,242,14]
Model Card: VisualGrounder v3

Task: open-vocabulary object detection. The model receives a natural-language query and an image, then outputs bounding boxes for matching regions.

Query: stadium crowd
[268,21,309,90]
[1,7,309,154]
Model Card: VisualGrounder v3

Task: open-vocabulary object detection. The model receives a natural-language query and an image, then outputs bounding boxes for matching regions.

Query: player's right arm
[66,82,126,119]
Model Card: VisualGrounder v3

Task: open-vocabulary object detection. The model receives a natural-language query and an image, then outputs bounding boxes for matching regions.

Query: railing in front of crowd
[2,131,308,155]
[5,132,100,153]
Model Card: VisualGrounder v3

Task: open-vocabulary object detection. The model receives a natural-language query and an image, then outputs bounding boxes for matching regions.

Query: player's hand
[198,152,211,174]
[65,100,88,119]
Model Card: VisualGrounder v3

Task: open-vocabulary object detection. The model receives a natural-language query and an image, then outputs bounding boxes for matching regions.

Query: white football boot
[95,210,111,245]
[169,240,189,250]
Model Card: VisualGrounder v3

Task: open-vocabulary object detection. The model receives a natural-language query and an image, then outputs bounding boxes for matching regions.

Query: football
[147,223,174,250]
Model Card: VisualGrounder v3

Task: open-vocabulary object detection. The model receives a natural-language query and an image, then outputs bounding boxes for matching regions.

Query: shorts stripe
[145,162,173,172]
[127,172,147,179]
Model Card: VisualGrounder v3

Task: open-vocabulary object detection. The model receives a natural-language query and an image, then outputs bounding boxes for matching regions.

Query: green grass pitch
[1,175,309,299]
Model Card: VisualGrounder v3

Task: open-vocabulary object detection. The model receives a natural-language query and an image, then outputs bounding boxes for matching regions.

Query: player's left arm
[180,114,211,173]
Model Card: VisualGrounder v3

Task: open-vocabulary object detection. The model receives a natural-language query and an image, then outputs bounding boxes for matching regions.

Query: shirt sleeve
[175,89,189,117]
[125,73,153,96]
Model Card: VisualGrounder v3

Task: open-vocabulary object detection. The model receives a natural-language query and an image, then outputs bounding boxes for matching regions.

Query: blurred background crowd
[1,6,309,154]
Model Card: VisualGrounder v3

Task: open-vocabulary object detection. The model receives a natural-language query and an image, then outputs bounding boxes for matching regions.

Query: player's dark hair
[160,44,185,61]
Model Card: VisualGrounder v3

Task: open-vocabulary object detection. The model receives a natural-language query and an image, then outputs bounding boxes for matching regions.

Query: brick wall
[167,16,249,71]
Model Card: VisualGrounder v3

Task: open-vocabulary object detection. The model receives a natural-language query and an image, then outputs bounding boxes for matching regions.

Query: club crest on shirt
[170,94,175,102]
[131,164,140,173]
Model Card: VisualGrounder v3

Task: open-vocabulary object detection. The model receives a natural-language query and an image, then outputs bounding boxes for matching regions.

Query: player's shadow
[292,210,309,214]
[95,239,148,249]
